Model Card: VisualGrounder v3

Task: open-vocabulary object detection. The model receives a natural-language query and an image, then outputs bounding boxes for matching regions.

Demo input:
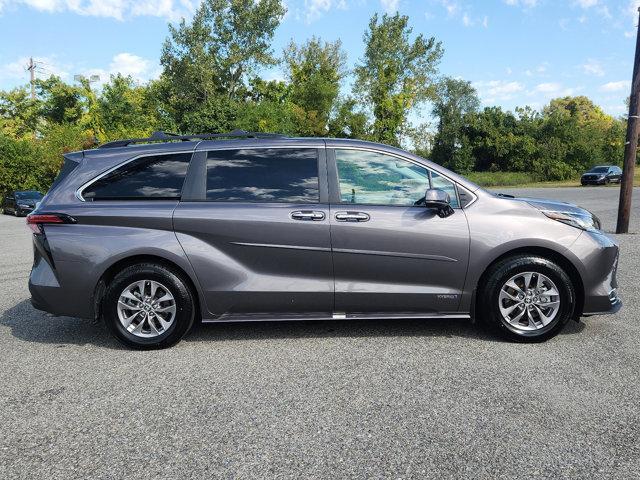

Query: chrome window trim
[76,143,479,209]
[331,145,478,209]
[75,149,196,202]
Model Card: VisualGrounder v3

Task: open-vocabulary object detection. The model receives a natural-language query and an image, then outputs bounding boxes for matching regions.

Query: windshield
[15,191,43,200]
[588,167,609,174]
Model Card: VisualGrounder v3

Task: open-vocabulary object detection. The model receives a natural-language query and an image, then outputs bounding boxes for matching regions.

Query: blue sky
[0,0,638,118]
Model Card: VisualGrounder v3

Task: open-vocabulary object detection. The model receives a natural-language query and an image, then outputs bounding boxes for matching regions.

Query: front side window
[206,148,319,203]
[335,149,459,208]
[83,152,192,200]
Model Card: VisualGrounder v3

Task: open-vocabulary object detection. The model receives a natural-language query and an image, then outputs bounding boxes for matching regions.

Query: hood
[514,196,589,216]
[495,193,602,232]
[17,199,37,206]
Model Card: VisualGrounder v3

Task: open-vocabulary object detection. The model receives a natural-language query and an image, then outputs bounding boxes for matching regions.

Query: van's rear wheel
[479,255,575,342]
[103,263,195,349]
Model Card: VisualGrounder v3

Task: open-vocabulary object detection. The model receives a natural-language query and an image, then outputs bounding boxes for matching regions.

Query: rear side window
[205,149,319,203]
[83,152,192,200]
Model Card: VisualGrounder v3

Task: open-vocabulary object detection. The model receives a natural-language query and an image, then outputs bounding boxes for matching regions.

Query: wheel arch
[474,246,585,319]
[92,254,202,322]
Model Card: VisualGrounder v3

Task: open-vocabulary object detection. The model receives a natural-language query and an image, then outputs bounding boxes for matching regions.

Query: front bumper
[570,231,621,316]
[581,177,606,185]
[16,205,34,216]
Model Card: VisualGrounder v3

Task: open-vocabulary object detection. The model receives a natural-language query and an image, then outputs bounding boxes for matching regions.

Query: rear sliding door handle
[290,210,325,221]
[335,211,370,222]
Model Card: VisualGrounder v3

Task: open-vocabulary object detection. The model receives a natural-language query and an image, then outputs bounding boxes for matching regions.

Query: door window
[335,149,459,208]
[83,152,192,200]
[205,148,319,203]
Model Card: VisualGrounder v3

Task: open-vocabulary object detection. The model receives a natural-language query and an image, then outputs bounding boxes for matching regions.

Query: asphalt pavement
[0,186,639,479]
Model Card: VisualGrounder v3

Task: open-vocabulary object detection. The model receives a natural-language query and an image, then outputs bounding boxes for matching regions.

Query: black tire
[478,255,576,342]
[102,263,195,349]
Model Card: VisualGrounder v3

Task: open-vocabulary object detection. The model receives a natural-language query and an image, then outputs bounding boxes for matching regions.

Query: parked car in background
[580,166,622,186]
[27,131,621,349]
[2,190,44,216]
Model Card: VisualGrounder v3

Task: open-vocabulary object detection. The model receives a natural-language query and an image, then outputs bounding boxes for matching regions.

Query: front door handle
[290,210,325,221]
[335,211,370,222]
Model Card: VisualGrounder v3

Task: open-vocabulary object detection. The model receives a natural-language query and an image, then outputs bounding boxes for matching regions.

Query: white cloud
[380,0,399,13]
[582,58,605,76]
[0,0,194,21]
[0,55,70,86]
[474,80,525,102]
[441,1,486,28]
[531,82,577,98]
[503,0,538,8]
[574,0,598,8]
[0,52,158,89]
[304,0,346,23]
[441,0,459,16]
[534,82,562,93]
[600,80,631,92]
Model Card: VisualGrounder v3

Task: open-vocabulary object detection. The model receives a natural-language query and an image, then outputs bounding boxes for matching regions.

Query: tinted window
[335,149,459,208]
[206,149,319,203]
[83,152,192,200]
[589,167,609,173]
[15,191,43,200]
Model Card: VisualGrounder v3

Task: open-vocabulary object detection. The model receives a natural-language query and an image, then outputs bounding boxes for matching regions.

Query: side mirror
[424,188,450,208]
[423,188,454,218]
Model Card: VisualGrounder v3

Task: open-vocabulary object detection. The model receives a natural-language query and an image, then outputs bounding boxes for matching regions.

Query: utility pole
[617,7,640,234]
[27,57,36,99]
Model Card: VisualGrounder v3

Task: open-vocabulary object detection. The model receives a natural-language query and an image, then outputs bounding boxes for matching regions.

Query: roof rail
[98,130,288,149]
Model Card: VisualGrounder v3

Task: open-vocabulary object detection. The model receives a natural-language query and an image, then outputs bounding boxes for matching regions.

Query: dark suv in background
[581,166,622,185]
[27,131,621,349]
[3,190,43,216]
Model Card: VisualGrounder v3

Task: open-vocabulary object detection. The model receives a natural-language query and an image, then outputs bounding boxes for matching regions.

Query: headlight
[540,210,601,232]
[18,204,30,208]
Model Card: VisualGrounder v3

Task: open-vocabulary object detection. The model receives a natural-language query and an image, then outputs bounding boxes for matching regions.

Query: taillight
[26,213,76,234]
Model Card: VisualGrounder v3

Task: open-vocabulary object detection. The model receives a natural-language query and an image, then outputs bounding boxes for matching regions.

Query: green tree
[354,12,443,146]
[431,77,480,172]
[98,74,163,140]
[160,0,286,133]
[0,87,40,138]
[328,98,370,139]
[283,37,346,135]
[36,76,85,124]
[236,78,296,133]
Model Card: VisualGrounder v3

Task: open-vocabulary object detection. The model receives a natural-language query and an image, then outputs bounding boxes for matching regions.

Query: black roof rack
[98,130,288,149]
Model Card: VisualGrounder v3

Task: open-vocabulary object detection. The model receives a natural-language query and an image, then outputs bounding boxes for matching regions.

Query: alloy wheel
[498,271,561,332]
[116,280,177,338]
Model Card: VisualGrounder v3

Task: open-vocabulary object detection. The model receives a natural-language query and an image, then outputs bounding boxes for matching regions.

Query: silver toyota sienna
[27,131,621,349]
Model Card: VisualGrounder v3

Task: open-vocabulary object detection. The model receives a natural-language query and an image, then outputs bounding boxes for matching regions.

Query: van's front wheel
[103,263,195,349]
[479,255,576,342]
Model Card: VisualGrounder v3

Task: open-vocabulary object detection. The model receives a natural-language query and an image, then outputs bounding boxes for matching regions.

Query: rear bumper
[28,233,93,318]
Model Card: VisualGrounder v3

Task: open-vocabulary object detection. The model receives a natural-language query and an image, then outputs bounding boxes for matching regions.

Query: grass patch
[464,169,640,188]
[464,171,540,187]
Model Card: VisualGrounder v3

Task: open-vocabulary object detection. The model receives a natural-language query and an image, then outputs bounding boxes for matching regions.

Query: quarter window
[335,149,459,208]
[83,152,192,200]
[205,149,319,203]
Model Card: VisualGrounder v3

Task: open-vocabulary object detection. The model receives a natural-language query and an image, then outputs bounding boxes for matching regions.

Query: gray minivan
[28,131,621,349]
